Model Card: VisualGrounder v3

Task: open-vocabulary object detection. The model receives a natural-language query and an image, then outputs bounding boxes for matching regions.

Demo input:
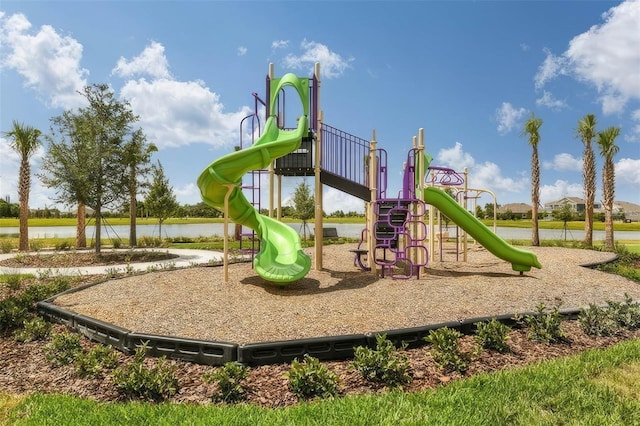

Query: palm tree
[521,113,543,246]
[576,114,597,247]
[4,121,42,251]
[596,126,620,251]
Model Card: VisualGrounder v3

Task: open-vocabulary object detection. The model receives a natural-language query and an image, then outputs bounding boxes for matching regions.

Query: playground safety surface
[41,243,640,365]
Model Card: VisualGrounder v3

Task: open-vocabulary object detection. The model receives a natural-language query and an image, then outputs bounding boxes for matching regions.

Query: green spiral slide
[423,186,542,272]
[197,74,312,284]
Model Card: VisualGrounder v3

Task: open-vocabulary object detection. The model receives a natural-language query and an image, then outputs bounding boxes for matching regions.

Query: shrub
[520,303,566,343]
[0,239,13,253]
[285,354,340,400]
[0,297,29,332]
[578,304,619,337]
[203,362,250,403]
[13,316,52,342]
[3,274,23,293]
[607,294,640,330]
[20,278,70,306]
[424,327,471,373]
[475,319,511,352]
[112,239,122,249]
[44,331,83,366]
[112,343,179,402]
[54,240,71,251]
[75,344,119,378]
[29,240,43,252]
[352,334,412,386]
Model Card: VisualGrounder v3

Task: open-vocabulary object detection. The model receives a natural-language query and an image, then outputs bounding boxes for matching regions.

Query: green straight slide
[423,186,542,272]
[197,74,311,284]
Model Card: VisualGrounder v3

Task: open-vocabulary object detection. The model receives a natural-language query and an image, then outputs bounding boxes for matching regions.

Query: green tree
[41,84,138,253]
[521,113,543,246]
[484,203,495,220]
[122,129,157,246]
[552,202,574,241]
[145,161,178,238]
[291,181,315,240]
[576,114,597,247]
[3,121,42,251]
[596,126,621,251]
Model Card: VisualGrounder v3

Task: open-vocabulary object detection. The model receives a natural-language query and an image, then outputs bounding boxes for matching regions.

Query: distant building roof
[497,203,532,214]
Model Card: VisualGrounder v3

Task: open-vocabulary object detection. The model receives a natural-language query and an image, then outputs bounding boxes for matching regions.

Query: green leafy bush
[43,331,83,366]
[285,354,340,400]
[519,303,566,343]
[54,240,71,251]
[578,304,619,337]
[424,327,471,373]
[13,316,52,342]
[607,294,640,330]
[475,319,511,352]
[0,297,29,332]
[112,343,179,402]
[75,344,119,378]
[203,362,250,403]
[352,334,412,386]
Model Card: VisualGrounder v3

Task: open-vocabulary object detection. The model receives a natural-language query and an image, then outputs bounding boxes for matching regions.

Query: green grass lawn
[4,340,640,425]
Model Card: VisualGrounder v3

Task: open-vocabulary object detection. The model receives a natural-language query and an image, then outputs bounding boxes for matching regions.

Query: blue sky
[1,0,639,214]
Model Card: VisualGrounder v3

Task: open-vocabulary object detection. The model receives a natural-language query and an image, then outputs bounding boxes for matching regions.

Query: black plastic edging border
[238,334,368,365]
[127,333,237,365]
[37,294,584,367]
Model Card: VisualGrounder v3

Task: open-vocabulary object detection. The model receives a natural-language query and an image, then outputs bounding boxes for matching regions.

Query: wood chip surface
[54,244,640,344]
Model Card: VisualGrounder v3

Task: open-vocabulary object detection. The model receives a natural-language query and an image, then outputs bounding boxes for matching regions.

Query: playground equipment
[198,63,541,284]
[198,73,312,283]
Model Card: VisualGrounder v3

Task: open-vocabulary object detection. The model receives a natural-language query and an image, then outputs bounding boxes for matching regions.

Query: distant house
[497,203,532,219]
[544,197,640,222]
[614,200,640,222]
[544,197,602,213]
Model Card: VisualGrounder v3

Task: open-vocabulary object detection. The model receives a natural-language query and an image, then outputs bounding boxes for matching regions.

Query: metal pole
[369,130,378,276]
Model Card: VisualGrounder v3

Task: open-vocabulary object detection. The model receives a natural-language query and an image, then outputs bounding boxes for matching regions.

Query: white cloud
[616,158,640,185]
[174,182,200,205]
[536,91,567,111]
[322,188,365,214]
[437,142,475,169]
[120,78,251,149]
[542,153,582,171]
[237,46,247,56]
[0,12,88,108]
[282,39,353,79]
[471,161,528,195]
[536,0,640,115]
[435,142,528,201]
[271,40,289,49]
[112,41,171,79]
[520,43,530,52]
[495,102,527,135]
[626,108,640,142]
[540,180,584,204]
[534,48,568,89]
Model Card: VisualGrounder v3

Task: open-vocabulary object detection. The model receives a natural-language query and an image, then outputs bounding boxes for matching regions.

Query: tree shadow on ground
[424,268,538,279]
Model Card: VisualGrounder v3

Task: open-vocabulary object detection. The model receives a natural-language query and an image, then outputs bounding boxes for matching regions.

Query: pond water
[0,222,638,242]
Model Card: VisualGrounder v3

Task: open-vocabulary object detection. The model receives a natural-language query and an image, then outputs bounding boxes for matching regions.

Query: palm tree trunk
[76,202,86,248]
[531,147,540,246]
[18,158,30,251]
[603,162,615,251]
